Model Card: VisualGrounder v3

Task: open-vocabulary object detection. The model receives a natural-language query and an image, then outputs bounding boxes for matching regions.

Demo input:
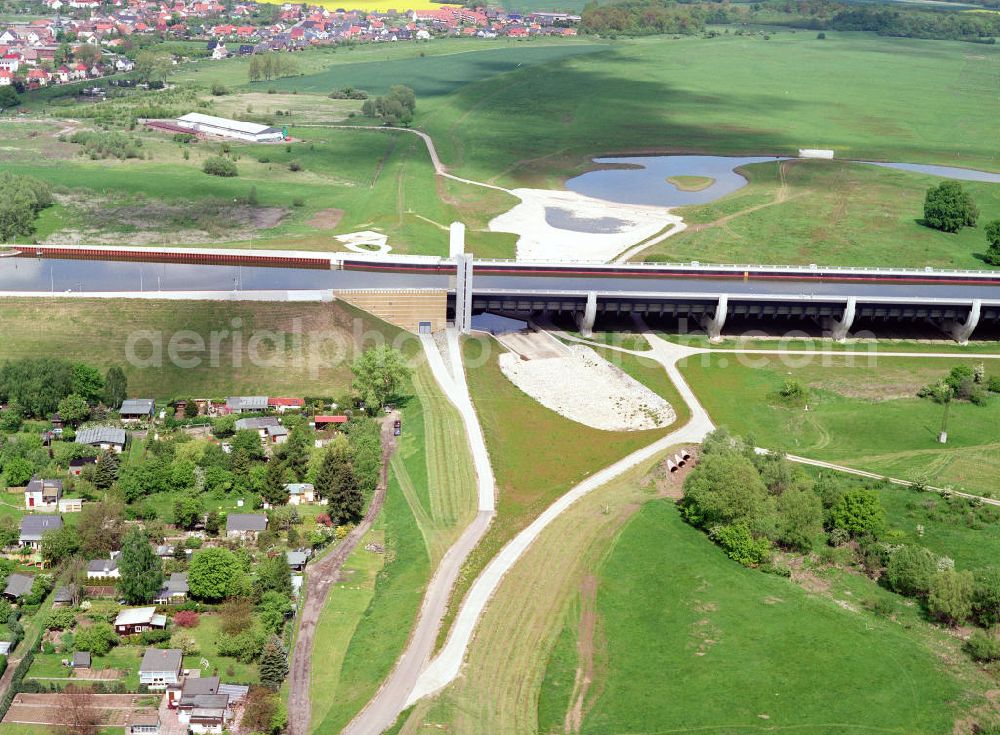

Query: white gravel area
[488,188,682,262]
[498,344,675,431]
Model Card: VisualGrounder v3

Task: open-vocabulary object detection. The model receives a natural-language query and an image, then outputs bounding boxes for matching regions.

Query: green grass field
[543,500,983,733]
[680,352,1000,496]
[309,528,386,729]
[641,159,1000,268]
[311,469,430,735]
[270,43,606,97]
[417,33,1000,187]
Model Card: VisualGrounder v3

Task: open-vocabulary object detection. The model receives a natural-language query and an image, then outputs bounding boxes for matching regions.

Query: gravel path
[342,331,496,735]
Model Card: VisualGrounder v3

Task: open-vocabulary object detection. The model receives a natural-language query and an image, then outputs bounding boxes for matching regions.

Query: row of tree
[0,358,127,421]
[681,430,1000,656]
[247,54,299,83]
[361,85,417,127]
[581,0,707,36]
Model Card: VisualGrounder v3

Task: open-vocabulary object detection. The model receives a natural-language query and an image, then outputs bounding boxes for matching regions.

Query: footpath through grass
[552,500,976,734]
[641,159,1000,269]
[680,352,1000,496]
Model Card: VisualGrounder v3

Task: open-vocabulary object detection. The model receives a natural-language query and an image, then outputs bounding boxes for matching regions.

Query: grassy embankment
[309,356,476,733]
[0,298,366,397]
[662,333,1000,354]
[680,352,1000,495]
[435,336,688,646]
[641,159,1000,269]
[403,458,1000,733]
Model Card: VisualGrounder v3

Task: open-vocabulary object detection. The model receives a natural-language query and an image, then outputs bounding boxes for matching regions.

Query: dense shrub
[202,156,238,177]
[884,545,938,597]
[140,629,172,645]
[69,130,143,160]
[74,622,118,656]
[830,489,886,539]
[709,523,771,567]
[0,172,54,241]
[173,610,200,628]
[328,86,369,100]
[923,180,979,233]
[966,630,1000,662]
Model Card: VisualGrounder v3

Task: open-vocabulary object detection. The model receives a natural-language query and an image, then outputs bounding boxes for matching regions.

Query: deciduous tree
[928,569,974,626]
[923,180,979,233]
[188,547,240,601]
[351,346,412,412]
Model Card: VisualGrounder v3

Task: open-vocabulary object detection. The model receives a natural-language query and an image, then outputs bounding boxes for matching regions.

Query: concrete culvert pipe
[681,449,692,461]
[667,460,678,473]
[674,453,686,467]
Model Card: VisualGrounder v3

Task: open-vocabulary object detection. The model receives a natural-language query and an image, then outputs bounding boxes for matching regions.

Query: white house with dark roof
[75,426,127,453]
[24,476,62,510]
[225,513,268,540]
[153,572,188,604]
[119,399,155,422]
[139,648,182,689]
[19,515,63,549]
[87,557,119,579]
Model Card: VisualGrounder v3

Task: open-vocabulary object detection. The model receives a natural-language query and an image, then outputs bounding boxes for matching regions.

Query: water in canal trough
[0,257,447,293]
[565,155,1000,208]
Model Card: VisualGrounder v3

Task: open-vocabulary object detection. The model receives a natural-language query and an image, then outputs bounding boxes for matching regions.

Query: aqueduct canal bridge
[2,244,999,343]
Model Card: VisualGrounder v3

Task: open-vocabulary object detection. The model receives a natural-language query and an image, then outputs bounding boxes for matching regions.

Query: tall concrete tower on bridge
[450,222,473,334]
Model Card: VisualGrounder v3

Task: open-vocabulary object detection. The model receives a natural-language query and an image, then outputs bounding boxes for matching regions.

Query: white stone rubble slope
[499,343,675,431]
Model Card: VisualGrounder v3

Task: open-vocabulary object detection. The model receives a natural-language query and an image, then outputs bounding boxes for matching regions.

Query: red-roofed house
[268,398,304,413]
[27,68,50,85]
[0,69,13,86]
[313,415,348,430]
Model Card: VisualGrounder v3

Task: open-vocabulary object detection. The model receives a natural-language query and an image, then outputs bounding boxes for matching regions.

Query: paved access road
[342,331,497,735]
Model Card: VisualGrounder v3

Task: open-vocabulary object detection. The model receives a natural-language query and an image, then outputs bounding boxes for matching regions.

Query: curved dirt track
[286,411,398,735]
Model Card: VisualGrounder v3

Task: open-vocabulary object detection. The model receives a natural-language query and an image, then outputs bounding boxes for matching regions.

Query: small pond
[565,155,1000,208]
[565,155,784,208]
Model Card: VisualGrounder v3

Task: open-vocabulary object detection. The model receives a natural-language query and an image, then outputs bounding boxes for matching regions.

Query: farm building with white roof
[176,112,284,143]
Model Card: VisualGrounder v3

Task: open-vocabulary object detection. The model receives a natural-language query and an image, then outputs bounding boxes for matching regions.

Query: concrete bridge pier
[946,299,982,345]
[577,292,598,338]
[702,295,728,342]
[825,297,857,342]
